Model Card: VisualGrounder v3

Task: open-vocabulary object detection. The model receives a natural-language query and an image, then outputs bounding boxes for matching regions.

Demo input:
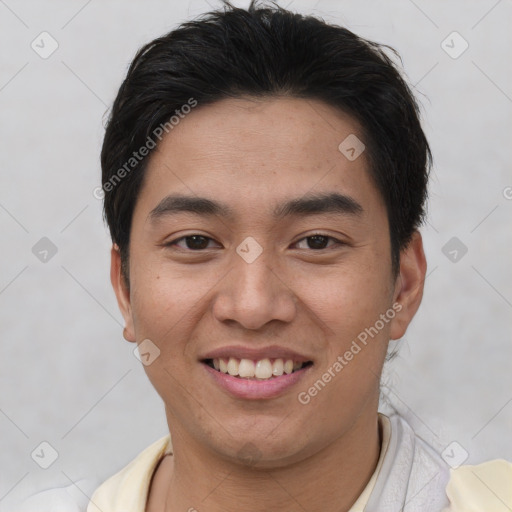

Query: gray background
[1,0,511,509]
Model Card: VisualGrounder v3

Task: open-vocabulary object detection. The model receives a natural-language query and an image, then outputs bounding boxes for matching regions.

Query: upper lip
[200,345,313,363]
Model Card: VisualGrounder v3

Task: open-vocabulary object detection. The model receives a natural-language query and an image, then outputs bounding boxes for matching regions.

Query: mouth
[202,357,314,380]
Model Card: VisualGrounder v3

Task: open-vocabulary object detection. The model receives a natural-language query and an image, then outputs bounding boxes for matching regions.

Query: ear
[389,231,427,340]
[110,244,136,343]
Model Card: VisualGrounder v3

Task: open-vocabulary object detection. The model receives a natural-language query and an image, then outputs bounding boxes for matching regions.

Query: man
[20,1,512,511]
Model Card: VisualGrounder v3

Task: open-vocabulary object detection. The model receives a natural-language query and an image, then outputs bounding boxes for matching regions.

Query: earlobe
[110,244,136,343]
[389,231,427,340]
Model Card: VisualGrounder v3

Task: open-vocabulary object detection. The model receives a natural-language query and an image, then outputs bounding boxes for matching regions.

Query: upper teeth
[212,357,303,379]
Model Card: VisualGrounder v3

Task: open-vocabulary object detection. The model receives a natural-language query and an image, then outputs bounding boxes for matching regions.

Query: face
[111,97,426,468]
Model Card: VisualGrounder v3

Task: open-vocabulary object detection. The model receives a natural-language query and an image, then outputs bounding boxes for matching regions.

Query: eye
[165,233,344,251]
[167,235,219,251]
[294,234,343,250]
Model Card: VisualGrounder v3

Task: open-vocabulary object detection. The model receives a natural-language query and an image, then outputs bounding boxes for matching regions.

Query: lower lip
[202,362,313,400]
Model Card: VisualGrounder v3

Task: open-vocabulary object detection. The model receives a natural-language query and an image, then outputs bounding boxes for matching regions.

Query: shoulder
[17,478,99,512]
[442,459,512,511]
[380,413,511,511]
[88,434,171,512]
[16,435,171,512]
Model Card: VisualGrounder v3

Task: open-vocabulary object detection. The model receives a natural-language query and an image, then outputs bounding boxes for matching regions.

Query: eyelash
[165,233,344,251]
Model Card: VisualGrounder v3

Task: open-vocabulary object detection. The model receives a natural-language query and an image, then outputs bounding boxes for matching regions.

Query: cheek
[297,268,392,415]
[128,270,205,404]
[128,257,207,349]
[124,245,206,407]
[301,261,393,334]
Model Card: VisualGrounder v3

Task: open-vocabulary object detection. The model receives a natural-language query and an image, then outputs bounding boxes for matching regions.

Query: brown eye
[169,235,216,250]
[295,234,341,250]
[306,235,329,249]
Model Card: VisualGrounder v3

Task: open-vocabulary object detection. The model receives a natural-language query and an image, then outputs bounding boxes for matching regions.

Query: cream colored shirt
[19,413,512,511]
[86,414,392,512]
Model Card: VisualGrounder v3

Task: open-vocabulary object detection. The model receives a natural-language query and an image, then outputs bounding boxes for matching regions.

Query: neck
[160,408,382,512]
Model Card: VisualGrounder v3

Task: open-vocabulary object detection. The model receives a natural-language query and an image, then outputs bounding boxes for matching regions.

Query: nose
[212,244,297,330]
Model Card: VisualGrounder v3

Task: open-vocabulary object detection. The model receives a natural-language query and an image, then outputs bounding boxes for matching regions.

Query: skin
[110,96,427,512]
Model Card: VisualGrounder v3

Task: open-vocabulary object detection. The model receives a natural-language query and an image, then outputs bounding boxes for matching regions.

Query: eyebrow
[148,192,363,222]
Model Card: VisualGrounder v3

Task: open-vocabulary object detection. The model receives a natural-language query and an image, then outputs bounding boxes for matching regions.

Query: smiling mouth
[203,357,313,380]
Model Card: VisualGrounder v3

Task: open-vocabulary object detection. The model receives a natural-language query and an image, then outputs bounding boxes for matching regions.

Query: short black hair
[101,0,431,284]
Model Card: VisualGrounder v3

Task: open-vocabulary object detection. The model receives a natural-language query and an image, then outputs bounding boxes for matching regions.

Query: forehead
[136,96,384,222]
